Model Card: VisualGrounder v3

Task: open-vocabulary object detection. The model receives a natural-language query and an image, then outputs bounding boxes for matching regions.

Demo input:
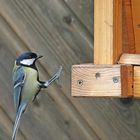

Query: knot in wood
[63,15,73,25]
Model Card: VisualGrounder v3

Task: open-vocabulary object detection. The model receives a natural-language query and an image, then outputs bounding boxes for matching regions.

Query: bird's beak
[36,55,43,60]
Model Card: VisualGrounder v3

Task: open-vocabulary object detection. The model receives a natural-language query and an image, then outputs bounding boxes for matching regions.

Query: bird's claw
[55,65,63,80]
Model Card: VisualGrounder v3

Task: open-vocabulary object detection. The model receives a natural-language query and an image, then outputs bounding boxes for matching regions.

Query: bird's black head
[16,52,43,66]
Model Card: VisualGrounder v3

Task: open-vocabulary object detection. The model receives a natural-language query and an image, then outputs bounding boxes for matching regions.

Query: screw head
[77,80,83,86]
[112,77,119,83]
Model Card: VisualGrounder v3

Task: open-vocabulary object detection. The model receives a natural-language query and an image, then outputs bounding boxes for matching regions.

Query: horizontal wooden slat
[72,64,133,97]
[119,53,140,65]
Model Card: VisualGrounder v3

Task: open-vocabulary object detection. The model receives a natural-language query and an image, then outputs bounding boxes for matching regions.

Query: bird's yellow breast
[22,67,40,102]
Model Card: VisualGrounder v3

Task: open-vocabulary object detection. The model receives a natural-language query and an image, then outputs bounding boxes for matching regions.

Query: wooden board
[134,66,140,97]
[72,64,133,97]
[0,1,97,140]
[113,0,123,63]
[119,53,140,65]
[2,0,140,140]
[94,0,136,64]
[94,0,114,64]
[122,0,135,53]
[132,0,140,53]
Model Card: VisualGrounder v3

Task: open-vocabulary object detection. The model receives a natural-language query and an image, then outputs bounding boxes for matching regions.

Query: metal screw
[95,72,100,79]
[77,80,83,86]
[112,77,119,83]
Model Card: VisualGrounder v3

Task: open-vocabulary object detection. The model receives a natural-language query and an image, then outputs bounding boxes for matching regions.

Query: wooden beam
[94,0,114,64]
[94,0,123,64]
[122,0,135,53]
[134,66,140,97]
[119,53,140,65]
[131,0,140,53]
[113,0,123,63]
[72,64,133,97]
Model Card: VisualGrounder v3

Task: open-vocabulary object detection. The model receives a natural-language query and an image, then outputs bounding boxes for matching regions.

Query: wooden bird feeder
[71,0,140,97]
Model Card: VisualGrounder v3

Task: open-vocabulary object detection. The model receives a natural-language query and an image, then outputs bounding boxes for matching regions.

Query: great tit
[12,52,62,140]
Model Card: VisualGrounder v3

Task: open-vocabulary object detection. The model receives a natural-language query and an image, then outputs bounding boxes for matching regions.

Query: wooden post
[131,0,140,53]
[134,67,140,97]
[94,0,113,64]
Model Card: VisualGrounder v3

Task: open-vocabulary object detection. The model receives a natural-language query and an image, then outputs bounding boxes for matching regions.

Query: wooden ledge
[71,64,133,97]
[119,53,140,65]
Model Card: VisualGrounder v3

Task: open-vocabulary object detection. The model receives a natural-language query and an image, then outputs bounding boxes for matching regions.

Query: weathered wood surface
[0,0,140,140]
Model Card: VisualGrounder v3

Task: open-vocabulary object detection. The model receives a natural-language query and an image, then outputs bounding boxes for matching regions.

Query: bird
[12,52,62,140]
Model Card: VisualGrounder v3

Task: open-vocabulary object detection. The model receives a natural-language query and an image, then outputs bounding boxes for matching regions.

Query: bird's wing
[13,66,26,112]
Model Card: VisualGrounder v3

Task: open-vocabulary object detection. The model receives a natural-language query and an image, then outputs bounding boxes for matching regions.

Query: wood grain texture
[131,0,140,53]
[120,65,133,97]
[94,0,114,64]
[134,66,140,97]
[113,0,123,63]
[62,0,93,36]
[0,0,97,140]
[122,0,135,53]
[119,53,140,65]
[1,0,140,140]
[94,0,136,64]
[72,64,133,97]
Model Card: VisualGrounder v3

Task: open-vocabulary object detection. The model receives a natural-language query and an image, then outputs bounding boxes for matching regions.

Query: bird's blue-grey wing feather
[13,66,25,112]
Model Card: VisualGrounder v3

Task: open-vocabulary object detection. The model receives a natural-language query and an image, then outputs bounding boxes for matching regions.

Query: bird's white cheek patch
[20,58,35,66]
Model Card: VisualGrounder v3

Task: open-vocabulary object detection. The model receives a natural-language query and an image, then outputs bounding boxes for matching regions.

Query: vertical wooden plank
[94,0,123,64]
[131,0,140,53]
[121,65,133,97]
[113,0,123,63]
[122,0,135,53]
[134,66,140,97]
[94,0,113,64]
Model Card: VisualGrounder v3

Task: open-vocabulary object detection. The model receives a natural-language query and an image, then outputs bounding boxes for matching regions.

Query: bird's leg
[40,66,62,88]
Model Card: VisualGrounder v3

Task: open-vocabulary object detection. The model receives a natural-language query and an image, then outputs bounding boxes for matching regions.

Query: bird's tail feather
[12,103,27,140]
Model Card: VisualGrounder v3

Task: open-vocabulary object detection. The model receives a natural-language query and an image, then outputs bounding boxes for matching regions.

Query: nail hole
[77,80,83,86]
[95,72,100,79]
